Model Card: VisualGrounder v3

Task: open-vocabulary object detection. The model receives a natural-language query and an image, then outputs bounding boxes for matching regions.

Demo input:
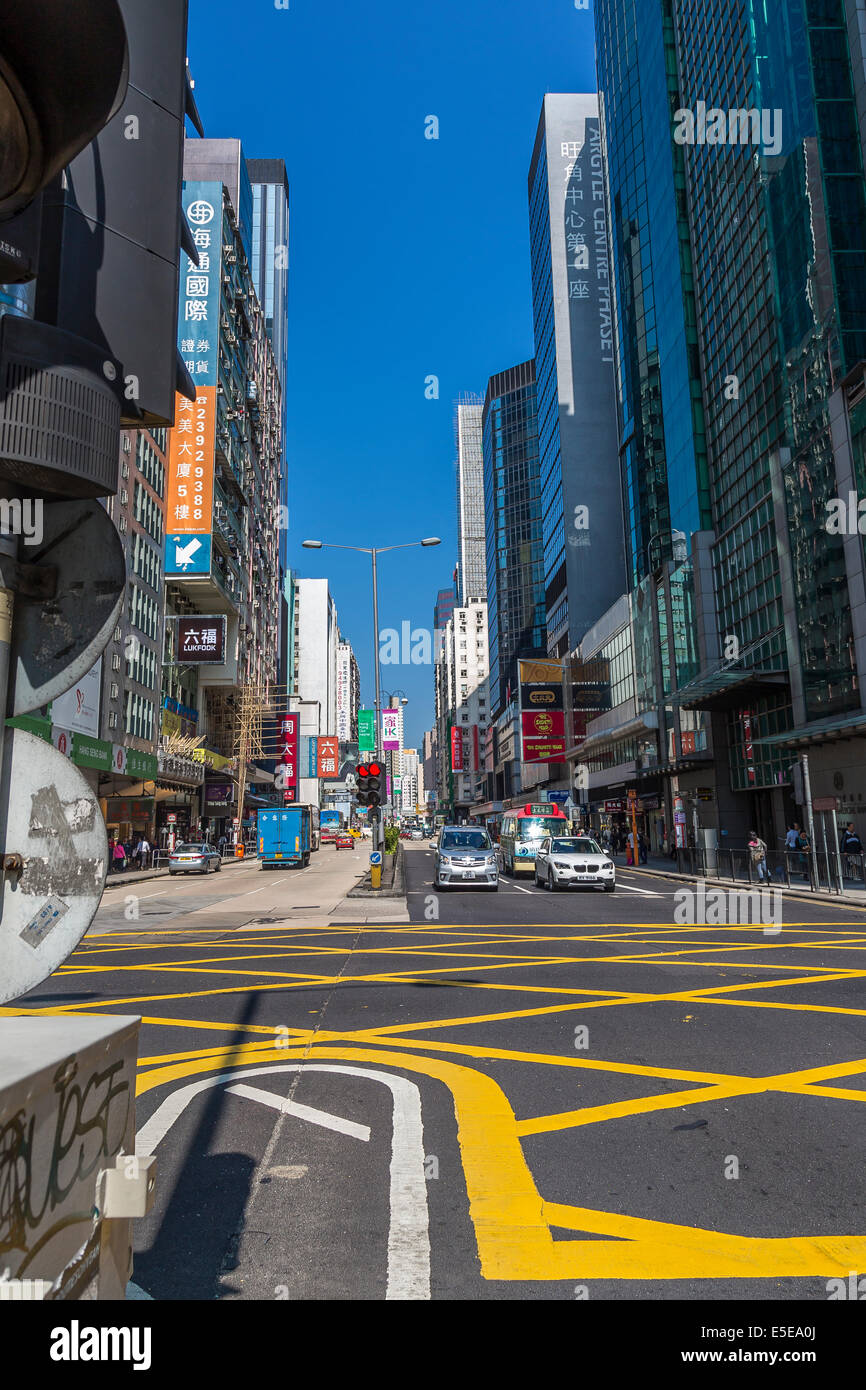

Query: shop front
[155,748,205,848]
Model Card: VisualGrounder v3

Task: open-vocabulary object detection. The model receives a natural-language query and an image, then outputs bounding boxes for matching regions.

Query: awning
[671,668,788,710]
[755,709,866,748]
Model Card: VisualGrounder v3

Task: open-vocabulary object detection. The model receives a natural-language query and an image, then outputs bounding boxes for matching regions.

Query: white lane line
[226,1082,371,1142]
[240,885,270,897]
[615,880,663,896]
[136,1061,430,1300]
[511,883,534,894]
[138,891,166,900]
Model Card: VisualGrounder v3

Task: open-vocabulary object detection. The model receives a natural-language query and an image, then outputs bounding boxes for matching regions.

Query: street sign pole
[800,753,819,889]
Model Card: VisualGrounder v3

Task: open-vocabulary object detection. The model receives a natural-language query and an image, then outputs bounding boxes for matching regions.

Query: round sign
[166,813,177,824]
[0,730,108,1005]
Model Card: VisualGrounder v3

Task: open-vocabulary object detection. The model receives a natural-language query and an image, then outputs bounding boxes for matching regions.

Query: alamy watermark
[673,103,782,157]
[674,884,782,932]
[0,497,43,546]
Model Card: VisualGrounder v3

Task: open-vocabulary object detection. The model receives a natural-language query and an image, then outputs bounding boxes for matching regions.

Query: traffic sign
[0,730,108,1004]
[166,813,177,824]
[11,500,124,715]
[813,797,838,812]
[370,851,382,866]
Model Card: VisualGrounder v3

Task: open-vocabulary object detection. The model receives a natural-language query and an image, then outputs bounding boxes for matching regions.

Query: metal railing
[664,846,863,895]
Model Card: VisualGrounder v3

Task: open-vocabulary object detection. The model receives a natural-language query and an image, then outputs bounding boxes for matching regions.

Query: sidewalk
[610,850,866,908]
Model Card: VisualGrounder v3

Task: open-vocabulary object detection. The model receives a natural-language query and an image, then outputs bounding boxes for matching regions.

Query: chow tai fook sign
[317,736,339,779]
[519,658,566,764]
[177,615,226,663]
[281,714,299,803]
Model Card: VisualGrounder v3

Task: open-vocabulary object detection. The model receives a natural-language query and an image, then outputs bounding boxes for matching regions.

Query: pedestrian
[840,822,862,878]
[218,833,227,857]
[139,835,151,870]
[638,831,647,865]
[748,830,770,884]
[112,840,127,873]
[626,829,634,866]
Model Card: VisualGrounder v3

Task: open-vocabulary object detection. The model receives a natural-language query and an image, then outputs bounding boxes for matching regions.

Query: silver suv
[434,826,498,891]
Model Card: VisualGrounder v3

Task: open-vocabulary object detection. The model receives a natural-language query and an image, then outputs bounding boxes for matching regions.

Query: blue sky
[188,0,598,749]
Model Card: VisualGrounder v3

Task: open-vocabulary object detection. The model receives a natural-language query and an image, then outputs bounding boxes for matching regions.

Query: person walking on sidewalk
[112,840,127,874]
[748,830,770,884]
[840,822,863,879]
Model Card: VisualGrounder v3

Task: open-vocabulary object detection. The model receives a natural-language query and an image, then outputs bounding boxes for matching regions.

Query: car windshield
[175,843,205,853]
[550,837,601,854]
[517,817,565,841]
[440,830,491,851]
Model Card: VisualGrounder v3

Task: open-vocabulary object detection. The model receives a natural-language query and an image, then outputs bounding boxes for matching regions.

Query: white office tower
[455,395,486,606]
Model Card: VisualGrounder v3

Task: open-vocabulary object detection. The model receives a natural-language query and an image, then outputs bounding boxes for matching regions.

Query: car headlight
[553,861,571,869]
[603,861,613,868]
[440,855,452,865]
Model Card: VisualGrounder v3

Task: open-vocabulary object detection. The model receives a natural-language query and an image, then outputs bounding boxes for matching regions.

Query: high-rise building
[161,138,283,841]
[595,0,866,844]
[435,601,490,817]
[482,359,547,720]
[455,396,487,605]
[248,159,291,684]
[528,93,626,656]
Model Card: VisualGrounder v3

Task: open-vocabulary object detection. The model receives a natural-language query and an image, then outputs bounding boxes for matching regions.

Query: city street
[8,844,866,1301]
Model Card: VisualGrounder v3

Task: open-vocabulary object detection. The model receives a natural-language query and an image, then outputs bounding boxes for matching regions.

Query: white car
[534,835,615,892]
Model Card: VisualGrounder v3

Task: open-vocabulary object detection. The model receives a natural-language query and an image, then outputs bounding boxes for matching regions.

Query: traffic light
[357,761,383,808]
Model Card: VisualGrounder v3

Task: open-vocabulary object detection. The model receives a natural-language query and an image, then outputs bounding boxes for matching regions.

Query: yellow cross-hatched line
[130,1040,866,1281]
[58,944,598,974]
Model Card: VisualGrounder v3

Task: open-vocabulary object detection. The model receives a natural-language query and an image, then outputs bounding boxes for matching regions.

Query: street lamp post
[302,537,440,852]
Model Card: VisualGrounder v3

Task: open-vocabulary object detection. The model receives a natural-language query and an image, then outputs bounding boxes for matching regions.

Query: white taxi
[534,835,615,892]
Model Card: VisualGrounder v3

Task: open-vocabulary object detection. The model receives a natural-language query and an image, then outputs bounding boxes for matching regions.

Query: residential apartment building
[434,600,490,818]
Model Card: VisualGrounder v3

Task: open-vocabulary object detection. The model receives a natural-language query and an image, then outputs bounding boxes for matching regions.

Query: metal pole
[800,753,819,890]
[830,804,844,895]
[819,810,830,894]
[371,548,383,853]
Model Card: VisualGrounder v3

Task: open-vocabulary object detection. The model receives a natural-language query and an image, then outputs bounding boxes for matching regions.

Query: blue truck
[258,806,312,869]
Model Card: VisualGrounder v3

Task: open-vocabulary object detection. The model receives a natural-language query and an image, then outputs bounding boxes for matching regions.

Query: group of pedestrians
[107,835,152,872]
[606,826,648,863]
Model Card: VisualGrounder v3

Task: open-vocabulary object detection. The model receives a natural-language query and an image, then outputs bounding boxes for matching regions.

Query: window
[109,711,118,729]
[112,653,121,671]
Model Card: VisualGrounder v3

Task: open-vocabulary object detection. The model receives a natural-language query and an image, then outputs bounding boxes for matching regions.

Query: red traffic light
[367,762,382,778]
[358,764,369,779]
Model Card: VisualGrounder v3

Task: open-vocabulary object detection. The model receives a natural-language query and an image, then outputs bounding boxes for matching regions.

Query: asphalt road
[7,843,866,1301]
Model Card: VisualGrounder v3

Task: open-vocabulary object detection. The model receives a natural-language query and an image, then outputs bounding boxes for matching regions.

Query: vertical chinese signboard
[317,736,339,779]
[451,727,464,771]
[382,709,400,752]
[166,181,221,578]
[281,714,299,804]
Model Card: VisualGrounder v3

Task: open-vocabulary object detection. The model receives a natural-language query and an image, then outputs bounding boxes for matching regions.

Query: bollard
[236,842,245,858]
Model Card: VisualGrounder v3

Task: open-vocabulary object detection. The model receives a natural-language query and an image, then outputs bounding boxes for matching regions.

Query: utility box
[0,1015,143,1300]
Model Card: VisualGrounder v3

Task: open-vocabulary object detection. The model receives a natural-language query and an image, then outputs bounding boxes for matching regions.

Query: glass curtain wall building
[596,0,866,840]
[482,360,546,720]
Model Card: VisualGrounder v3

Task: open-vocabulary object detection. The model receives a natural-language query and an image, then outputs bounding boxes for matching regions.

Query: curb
[347,844,406,900]
[615,862,866,910]
[101,857,249,890]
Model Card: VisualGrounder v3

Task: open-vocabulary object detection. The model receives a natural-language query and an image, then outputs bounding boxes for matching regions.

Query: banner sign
[358,709,375,752]
[317,736,339,779]
[451,727,464,771]
[382,709,400,751]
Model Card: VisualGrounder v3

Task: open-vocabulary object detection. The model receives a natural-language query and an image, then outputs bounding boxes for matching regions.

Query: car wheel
[216,859,221,871]
[548,868,558,892]
[488,884,498,892]
[604,882,615,892]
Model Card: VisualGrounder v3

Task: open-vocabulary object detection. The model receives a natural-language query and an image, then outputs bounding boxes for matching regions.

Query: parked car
[410,829,423,841]
[533,835,615,892]
[434,826,498,891]
[169,842,222,875]
[335,833,354,850]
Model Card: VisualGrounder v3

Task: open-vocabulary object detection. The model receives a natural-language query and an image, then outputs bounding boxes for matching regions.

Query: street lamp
[301,538,440,849]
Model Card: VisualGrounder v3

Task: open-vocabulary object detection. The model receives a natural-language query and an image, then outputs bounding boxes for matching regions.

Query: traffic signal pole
[371,547,383,853]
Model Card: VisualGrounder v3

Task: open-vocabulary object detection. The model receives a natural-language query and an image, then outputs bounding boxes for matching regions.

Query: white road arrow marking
[226,1081,371,1142]
[136,1062,430,1300]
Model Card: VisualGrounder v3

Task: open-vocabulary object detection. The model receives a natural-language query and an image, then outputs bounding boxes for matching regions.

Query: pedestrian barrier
[664,846,863,895]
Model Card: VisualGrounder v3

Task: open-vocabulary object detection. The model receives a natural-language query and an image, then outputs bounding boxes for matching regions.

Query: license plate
[275,853,283,858]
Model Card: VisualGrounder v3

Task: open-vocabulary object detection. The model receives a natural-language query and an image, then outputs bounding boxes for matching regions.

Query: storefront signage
[177,615,226,663]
